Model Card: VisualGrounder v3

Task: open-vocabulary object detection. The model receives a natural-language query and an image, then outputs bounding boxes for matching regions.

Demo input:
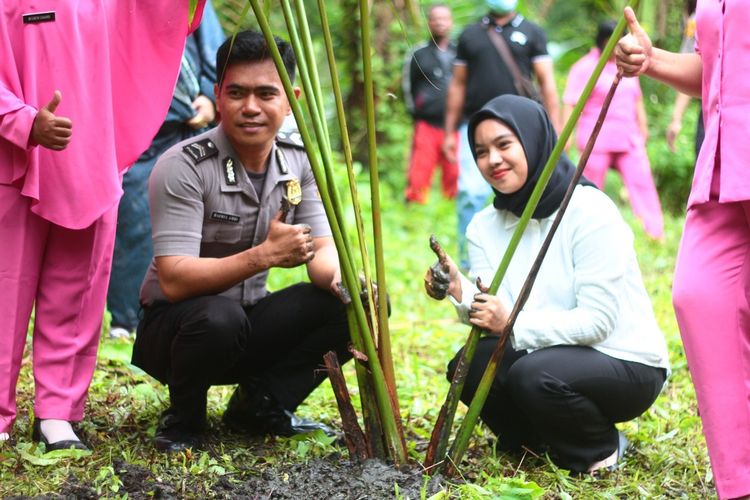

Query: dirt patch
[215,458,444,499]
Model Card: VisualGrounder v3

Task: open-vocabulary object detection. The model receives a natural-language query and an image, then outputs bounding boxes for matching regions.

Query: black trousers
[447,337,666,473]
[133,283,351,428]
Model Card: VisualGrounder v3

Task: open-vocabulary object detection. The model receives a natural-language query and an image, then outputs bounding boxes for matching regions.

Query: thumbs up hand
[31,91,73,150]
[614,7,653,77]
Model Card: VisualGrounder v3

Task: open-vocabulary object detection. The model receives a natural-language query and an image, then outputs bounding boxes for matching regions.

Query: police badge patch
[285,178,302,205]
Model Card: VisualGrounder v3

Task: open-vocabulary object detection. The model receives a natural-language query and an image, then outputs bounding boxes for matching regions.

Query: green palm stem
[278,0,327,152]
[346,309,388,458]
[358,0,400,418]
[425,8,634,472]
[248,0,406,463]
[278,0,358,284]
[276,0,392,459]
[316,0,379,341]
[292,0,330,145]
[442,15,632,474]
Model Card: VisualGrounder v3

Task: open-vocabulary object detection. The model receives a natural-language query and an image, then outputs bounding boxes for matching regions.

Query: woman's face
[473,119,528,194]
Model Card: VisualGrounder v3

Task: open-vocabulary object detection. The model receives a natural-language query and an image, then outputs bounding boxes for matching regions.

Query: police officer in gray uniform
[132,30,351,452]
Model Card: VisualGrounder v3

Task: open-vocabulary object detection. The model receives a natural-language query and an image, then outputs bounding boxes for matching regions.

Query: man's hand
[187,95,216,130]
[331,269,351,304]
[442,133,458,165]
[261,211,315,268]
[615,7,652,77]
[468,292,510,334]
[31,91,72,150]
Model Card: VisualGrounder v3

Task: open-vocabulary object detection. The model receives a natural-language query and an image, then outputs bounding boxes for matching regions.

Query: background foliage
[212,0,699,213]
[1,0,710,497]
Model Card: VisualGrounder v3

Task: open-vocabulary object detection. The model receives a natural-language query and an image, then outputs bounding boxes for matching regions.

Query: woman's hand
[424,254,461,301]
[468,291,510,334]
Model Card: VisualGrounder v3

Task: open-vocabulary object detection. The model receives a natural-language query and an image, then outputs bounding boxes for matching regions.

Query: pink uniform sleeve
[110,0,207,169]
[0,85,37,151]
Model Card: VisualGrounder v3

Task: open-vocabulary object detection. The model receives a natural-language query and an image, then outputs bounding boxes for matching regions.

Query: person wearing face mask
[442,0,560,270]
[425,95,669,474]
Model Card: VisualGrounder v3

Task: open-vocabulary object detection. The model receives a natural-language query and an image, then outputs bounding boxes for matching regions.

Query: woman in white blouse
[425,95,670,474]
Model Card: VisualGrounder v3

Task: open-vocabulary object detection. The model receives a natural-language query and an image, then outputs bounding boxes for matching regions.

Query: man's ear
[293,87,301,100]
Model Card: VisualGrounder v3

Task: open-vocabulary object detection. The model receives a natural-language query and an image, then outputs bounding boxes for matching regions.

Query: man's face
[214,59,295,153]
[428,6,452,39]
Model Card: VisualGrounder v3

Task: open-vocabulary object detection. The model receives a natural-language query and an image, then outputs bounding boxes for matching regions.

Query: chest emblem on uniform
[224,157,237,186]
[285,178,302,206]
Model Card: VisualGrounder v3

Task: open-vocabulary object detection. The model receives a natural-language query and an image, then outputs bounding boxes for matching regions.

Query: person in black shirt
[402,3,458,204]
[443,0,559,269]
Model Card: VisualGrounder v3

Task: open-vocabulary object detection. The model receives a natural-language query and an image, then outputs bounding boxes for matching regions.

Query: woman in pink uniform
[617,3,750,499]
[0,1,205,450]
[564,20,664,240]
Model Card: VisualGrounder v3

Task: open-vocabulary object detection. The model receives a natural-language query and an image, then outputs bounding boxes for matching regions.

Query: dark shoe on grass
[154,409,203,453]
[223,386,333,437]
[32,419,89,452]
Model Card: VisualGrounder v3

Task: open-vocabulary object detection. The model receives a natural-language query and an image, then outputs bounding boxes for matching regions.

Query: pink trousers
[673,198,750,499]
[583,148,664,239]
[0,184,116,434]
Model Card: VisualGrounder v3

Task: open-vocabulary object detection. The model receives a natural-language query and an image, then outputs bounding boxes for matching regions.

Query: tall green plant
[243,0,407,464]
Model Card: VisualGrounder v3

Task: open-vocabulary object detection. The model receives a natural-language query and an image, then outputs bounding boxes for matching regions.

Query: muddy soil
[215,458,444,499]
[10,457,443,499]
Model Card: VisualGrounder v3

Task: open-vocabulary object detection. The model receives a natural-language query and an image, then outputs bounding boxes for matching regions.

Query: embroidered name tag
[210,211,240,223]
[23,11,56,24]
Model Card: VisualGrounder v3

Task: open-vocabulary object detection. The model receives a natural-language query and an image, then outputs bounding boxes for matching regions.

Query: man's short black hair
[216,30,296,87]
[595,20,617,51]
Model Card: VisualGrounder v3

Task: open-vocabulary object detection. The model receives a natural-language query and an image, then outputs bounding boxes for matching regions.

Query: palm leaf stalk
[314,0,387,454]
[278,0,349,247]
[316,0,379,339]
[291,0,330,146]
[358,0,399,414]
[246,0,406,463]
[425,8,635,473]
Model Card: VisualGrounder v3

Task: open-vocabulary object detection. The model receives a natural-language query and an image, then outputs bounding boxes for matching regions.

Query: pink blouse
[692,0,750,208]
[564,48,644,153]
[0,1,205,228]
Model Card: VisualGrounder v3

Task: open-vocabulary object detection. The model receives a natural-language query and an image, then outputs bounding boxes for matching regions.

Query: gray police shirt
[139,125,331,307]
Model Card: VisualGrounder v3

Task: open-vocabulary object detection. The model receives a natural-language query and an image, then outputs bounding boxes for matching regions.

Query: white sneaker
[109,326,132,339]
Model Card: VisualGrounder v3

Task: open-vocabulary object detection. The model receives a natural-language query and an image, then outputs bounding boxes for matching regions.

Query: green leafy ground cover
[1,177,712,498]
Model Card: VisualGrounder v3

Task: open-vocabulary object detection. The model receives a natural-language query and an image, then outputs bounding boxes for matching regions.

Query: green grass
[0,177,713,498]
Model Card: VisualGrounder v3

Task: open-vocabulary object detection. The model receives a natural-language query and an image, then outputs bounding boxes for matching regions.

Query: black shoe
[32,419,89,452]
[223,386,334,437]
[154,409,203,453]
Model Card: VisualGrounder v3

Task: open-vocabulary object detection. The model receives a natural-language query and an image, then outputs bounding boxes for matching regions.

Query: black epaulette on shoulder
[182,138,219,164]
[276,129,306,150]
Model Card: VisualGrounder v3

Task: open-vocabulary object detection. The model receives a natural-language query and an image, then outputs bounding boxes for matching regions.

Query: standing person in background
[617,4,750,498]
[107,1,224,339]
[0,1,205,449]
[402,3,458,204]
[563,20,664,241]
[665,0,704,158]
[443,0,559,269]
